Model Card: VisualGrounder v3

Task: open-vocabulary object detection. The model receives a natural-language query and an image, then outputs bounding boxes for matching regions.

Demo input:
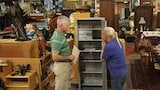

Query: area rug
[125,43,135,56]
[130,59,160,90]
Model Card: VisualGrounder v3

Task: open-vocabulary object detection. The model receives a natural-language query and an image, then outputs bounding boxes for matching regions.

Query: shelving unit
[0,54,54,90]
[76,18,107,90]
[41,72,54,88]
[0,39,54,90]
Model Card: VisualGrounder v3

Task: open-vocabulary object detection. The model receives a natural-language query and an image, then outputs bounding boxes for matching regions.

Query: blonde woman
[101,27,128,90]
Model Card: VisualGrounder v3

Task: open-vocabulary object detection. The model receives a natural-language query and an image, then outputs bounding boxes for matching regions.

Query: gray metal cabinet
[76,18,107,90]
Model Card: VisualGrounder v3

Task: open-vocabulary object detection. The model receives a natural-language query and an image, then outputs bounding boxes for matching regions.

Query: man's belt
[55,60,71,62]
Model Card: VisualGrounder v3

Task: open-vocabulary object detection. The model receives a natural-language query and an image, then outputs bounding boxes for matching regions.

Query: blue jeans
[111,74,127,90]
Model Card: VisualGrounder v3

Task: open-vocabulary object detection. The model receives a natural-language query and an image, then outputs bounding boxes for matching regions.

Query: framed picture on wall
[154,0,160,14]
[131,0,140,9]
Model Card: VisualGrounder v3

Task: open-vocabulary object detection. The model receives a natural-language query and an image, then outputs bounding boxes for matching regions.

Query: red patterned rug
[130,59,160,90]
[125,43,135,56]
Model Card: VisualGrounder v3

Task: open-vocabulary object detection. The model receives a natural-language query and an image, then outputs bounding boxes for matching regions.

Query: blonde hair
[57,15,70,25]
[103,27,116,38]
[103,27,122,48]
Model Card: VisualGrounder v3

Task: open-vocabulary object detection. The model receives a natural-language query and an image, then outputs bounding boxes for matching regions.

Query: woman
[101,27,128,90]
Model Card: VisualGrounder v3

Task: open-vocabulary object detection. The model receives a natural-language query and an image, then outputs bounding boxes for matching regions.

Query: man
[101,27,128,90]
[51,15,75,90]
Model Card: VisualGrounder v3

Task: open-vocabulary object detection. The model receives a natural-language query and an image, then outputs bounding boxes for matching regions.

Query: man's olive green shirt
[51,29,71,56]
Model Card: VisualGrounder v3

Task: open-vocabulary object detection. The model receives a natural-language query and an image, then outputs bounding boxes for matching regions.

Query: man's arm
[52,52,75,61]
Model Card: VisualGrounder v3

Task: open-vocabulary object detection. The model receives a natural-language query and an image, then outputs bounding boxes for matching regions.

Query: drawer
[81,86,102,90]
[78,41,101,50]
[82,63,102,72]
[82,74,102,85]
[79,31,92,35]
[79,34,92,40]
[80,52,101,60]
[78,31,92,40]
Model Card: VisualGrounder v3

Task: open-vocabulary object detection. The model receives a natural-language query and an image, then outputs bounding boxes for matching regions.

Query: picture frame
[131,0,140,9]
[153,0,160,14]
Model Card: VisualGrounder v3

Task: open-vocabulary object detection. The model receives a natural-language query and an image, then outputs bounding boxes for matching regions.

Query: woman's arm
[100,41,106,62]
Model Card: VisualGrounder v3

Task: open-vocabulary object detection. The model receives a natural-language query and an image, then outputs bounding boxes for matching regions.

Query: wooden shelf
[78,28,102,31]
[42,72,54,87]
[41,59,53,68]
[6,71,36,78]
[82,71,103,74]
[79,39,102,42]
[5,71,36,90]
[83,60,101,63]
[80,50,101,53]
[6,81,29,87]
[82,84,103,86]
[40,52,51,61]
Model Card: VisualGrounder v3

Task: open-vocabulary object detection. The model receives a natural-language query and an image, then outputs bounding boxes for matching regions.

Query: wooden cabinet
[100,0,115,27]
[157,12,160,28]
[133,6,154,30]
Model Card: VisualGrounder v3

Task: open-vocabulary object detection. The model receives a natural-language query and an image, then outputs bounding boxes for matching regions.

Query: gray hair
[57,15,70,25]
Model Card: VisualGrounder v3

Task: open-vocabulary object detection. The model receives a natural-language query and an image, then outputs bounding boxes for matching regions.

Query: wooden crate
[6,71,37,90]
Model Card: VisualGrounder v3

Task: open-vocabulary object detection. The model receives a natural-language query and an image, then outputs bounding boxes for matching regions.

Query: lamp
[139,17,146,32]
[139,17,146,24]
[129,12,135,35]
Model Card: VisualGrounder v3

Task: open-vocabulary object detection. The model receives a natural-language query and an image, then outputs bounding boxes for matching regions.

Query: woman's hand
[100,41,106,61]
[101,41,106,50]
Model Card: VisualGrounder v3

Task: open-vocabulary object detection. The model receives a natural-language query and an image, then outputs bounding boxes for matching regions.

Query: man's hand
[68,55,75,61]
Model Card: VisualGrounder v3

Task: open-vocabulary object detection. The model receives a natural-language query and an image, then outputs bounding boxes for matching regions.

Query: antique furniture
[100,0,115,27]
[133,6,154,30]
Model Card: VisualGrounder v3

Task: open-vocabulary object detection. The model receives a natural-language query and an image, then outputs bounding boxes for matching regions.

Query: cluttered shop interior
[0,0,160,90]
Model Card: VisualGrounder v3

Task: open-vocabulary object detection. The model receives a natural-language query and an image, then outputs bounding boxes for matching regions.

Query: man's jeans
[111,74,127,90]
